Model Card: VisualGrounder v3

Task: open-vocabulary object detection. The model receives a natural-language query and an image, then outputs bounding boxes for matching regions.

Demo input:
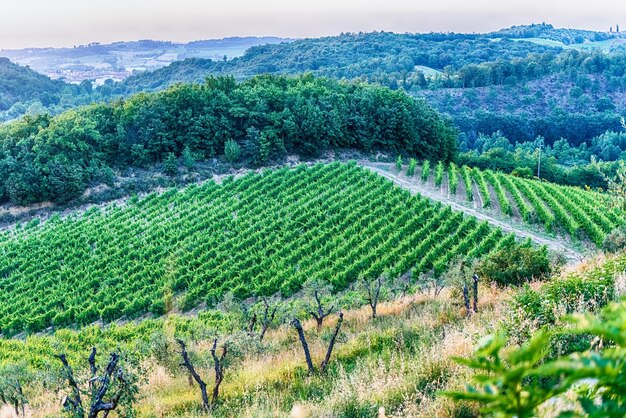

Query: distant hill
[0,58,67,111]
[4,25,626,147]
[97,28,626,147]
[0,36,290,85]
[103,31,560,95]
[490,23,616,43]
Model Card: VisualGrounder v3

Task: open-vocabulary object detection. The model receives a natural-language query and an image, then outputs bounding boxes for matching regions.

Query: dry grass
[21,286,511,417]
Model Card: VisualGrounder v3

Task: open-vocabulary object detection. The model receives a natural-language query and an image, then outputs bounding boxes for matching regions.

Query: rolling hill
[0,58,68,111]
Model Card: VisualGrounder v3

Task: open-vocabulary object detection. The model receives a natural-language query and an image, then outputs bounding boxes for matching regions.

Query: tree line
[0,74,456,205]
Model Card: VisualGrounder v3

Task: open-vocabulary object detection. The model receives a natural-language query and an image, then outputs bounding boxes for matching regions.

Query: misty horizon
[1,22,623,51]
[2,0,626,49]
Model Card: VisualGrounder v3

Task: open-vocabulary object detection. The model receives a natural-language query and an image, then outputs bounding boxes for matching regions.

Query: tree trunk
[176,339,210,410]
[320,312,344,373]
[463,283,471,318]
[472,274,479,313]
[315,316,323,331]
[291,318,315,374]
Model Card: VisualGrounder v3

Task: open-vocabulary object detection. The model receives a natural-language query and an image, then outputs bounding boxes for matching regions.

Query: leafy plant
[421,160,431,182]
[446,298,626,417]
[406,158,417,177]
[163,153,178,177]
[477,243,552,287]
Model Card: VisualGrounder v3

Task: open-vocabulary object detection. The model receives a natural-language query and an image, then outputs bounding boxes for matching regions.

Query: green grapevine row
[434,162,625,245]
[0,163,506,335]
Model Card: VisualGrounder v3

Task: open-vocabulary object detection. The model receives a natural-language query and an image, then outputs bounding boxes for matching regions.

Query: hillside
[0,58,68,111]
[4,25,626,146]
[104,31,561,95]
[368,161,624,247]
[2,26,626,417]
[0,162,513,335]
[94,28,626,150]
[2,236,624,417]
[0,75,456,206]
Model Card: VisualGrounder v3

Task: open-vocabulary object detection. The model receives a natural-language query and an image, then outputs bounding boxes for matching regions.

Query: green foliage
[475,165,621,245]
[0,163,507,335]
[511,166,533,178]
[0,58,67,113]
[447,298,626,417]
[182,146,195,170]
[448,163,459,194]
[224,139,241,164]
[395,155,403,172]
[0,363,35,416]
[109,31,559,97]
[461,165,473,201]
[406,158,417,177]
[511,255,618,331]
[421,160,431,182]
[163,153,178,177]
[472,168,491,208]
[0,75,456,205]
[435,161,444,187]
[477,243,552,287]
[445,331,558,418]
[603,226,626,253]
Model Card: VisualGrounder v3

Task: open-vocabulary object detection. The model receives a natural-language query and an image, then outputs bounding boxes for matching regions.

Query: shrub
[435,161,444,187]
[163,153,178,177]
[396,155,403,172]
[602,226,626,253]
[224,139,241,164]
[421,160,431,182]
[406,158,417,177]
[511,166,533,178]
[447,299,626,417]
[182,146,195,170]
[477,243,552,287]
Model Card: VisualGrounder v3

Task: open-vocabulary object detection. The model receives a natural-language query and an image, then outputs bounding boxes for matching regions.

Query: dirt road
[360,161,584,262]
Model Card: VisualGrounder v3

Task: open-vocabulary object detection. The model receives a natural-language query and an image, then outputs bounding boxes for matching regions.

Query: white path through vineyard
[360,161,584,263]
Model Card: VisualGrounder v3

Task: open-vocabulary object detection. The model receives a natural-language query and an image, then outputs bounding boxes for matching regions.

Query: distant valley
[0,36,290,84]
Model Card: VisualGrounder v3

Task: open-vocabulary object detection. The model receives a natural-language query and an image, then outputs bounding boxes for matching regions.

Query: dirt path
[360,161,584,262]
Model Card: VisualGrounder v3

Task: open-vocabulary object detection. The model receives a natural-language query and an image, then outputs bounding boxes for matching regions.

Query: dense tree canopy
[0,58,66,111]
[0,74,456,205]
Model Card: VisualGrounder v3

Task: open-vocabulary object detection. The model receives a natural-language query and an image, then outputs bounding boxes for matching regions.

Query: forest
[0,74,456,205]
[3,26,626,159]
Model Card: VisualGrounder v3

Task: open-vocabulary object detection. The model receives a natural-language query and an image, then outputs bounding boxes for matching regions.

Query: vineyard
[0,162,512,336]
[413,162,625,246]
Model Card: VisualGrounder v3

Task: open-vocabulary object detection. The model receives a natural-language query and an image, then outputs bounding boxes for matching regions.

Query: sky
[1,0,626,49]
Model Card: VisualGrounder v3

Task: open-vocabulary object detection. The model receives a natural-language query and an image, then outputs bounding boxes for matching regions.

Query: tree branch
[259,297,277,341]
[57,353,84,416]
[176,339,209,410]
[320,312,344,373]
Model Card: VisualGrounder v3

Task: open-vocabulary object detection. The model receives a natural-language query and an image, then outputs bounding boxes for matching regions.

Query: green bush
[477,243,552,287]
[447,298,626,417]
[406,158,417,177]
[421,160,431,182]
[163,153,178,177]
[602,226,626,253]
[224,139,242,164]
[511,166,533,178]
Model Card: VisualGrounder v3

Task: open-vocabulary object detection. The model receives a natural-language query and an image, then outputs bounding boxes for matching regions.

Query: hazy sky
[1,0,625,49]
